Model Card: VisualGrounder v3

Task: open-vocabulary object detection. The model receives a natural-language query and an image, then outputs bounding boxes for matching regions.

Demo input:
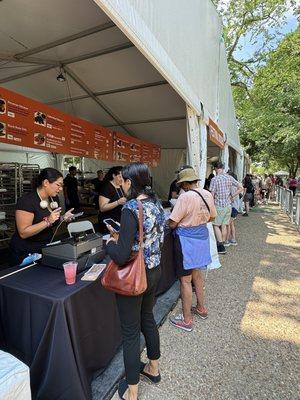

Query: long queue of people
[8,160,297,400]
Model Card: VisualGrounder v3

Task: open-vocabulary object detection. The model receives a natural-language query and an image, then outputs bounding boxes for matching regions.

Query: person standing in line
[209,161,243,254]
[242,174,254,216]
[168,176,179,202]
[225,171,240,247]
[63,166,80,211]
[105,162,165,400]
[288,176,298,196]
[204,173,215,191]
[265,174,273,203]
[98,166,126,233]
[168,167,216,332]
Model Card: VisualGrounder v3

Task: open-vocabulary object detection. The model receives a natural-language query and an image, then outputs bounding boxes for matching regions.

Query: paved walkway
[113,204,300,400]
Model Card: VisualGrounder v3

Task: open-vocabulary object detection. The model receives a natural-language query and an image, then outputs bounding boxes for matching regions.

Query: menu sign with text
[113,131,142,163]
[93,126,114,160]
[208,118,225,149]
[0,86,160,166]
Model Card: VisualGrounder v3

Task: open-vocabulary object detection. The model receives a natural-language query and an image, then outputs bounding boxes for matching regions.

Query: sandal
[140,361,161,384]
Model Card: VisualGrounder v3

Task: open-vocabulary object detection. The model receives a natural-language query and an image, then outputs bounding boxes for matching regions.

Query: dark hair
[69,166,77,173]
[228,171,238,180]
[34,168,63,188]
[97,169,103,174]
[213,161,224,169]
[244,175,252,186]
[122,162,158,202]
[103,166,123,183]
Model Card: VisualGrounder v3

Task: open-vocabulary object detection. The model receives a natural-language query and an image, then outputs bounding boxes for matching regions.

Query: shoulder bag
[101,200,147,296]
[190,189,215,222]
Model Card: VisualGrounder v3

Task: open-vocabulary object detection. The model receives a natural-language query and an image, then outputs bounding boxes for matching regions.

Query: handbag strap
[190,189,210,213]
[136,200,144,246]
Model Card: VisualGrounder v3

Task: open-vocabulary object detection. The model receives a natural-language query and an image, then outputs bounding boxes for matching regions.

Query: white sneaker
[224,241,231,247]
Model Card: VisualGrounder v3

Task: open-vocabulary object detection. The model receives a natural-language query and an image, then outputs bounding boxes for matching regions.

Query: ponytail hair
[33,168,63,188]
[122,162,158,203]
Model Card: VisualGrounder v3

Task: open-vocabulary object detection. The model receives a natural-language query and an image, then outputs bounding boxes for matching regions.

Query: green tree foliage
[238,28,300,176]
[215,0,296,89]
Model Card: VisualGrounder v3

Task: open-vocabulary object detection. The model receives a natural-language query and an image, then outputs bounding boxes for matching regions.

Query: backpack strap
[190,189,210,213]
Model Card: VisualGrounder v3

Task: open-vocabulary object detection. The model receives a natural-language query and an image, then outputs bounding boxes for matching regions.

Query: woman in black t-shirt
[9,168,74,266]
[98,166,126,233]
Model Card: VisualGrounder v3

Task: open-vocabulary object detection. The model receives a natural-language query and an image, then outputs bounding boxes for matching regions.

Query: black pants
[116,266,161,385]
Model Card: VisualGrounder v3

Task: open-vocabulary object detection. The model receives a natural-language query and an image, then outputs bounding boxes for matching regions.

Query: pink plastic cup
[63,261,78,285]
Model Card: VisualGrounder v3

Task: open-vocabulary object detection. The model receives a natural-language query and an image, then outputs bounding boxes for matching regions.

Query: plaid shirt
[209,173,240,207]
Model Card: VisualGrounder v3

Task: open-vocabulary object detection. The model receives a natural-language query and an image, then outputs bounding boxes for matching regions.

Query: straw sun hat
[176,167,199,184]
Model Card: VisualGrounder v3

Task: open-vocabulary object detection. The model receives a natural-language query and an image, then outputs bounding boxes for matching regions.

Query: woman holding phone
[105,162,165,400]
[9,168,74,266]
[98,166,126,233]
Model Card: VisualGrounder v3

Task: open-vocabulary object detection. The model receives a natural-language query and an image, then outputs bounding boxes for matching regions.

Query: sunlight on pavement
[241,276,300,345]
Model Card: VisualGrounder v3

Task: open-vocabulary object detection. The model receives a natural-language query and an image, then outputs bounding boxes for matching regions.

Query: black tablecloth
[0,229,176,400]
[0,265,122,400]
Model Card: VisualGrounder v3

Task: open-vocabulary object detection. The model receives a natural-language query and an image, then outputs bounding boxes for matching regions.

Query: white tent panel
[127,119,187,149]
[53,97,116,126]
[0,143,55,168]
[69,47,163,93]
[3,69,86,104]
[0,31,25,54]
[100,84,185,122]
[33,27,128,62]
[83,157,118,172]
[0,0,108,50]
[0,62,38,81]
[218,42,242,154]
[93,0,221,118]
[151,149,186,199]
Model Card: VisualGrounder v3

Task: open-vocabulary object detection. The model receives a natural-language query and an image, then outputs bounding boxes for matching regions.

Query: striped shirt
[209,173,240,207]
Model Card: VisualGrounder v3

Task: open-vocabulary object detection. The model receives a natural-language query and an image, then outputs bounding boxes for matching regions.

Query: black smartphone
[103,218,120,232]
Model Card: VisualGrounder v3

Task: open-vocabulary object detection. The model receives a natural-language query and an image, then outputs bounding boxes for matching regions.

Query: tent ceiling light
[56,69,66,82]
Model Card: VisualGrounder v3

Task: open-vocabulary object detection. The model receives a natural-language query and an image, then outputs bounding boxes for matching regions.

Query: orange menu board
[113,131,142,163]
[140,141,161,167]
[0,87,70,152]
[93,126,114,161]
[208,118,225,149]
[0,86,160,165]
[69,119,91,157]
[0,86,114,159]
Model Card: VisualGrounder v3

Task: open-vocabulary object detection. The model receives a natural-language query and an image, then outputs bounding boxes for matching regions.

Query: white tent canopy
[0,0,242,194]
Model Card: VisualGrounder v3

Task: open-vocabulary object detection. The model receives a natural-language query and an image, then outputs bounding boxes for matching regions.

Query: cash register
[42,232,105,272]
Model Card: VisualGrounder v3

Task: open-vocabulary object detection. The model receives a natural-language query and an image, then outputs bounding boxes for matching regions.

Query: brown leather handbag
[101,200,147,296]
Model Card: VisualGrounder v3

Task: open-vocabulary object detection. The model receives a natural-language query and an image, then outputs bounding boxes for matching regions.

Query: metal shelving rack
[19,164,40,197]
[0,163,18,244]
[0,163,40,245]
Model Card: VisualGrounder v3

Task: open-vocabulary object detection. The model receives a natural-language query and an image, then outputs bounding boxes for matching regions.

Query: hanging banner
[93,126,114,161]
[113,132,161,167]
[113,131,142,163]
[0,87,70,153]
[0,86,114,160]
[0,86,160,166]
[208,117,225,149]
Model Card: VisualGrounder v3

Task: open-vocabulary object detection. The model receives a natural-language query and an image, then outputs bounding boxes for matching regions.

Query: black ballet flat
[140,361,161,384]
[118,378,140,400]
[118,379,128,400]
